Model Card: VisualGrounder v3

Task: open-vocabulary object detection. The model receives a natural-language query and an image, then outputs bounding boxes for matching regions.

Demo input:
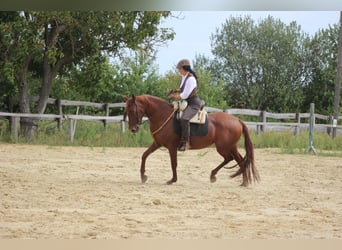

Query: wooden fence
[0,97,341,142]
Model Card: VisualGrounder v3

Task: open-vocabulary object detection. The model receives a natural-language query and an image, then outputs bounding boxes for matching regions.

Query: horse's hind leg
[210,159,231,183]
[210,148,233,183]
[230,147,248,187]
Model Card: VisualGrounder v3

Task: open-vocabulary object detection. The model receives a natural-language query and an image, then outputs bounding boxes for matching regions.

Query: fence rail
[0,97,341,142]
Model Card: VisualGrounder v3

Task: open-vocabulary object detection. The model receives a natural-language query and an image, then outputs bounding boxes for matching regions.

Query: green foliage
[193,55,227,109]
[108,51,164,99]
[53,50,168,105]
[0,12,34,96]
[0,11,175,111]
[210,15,312,112]
[302,24,340,114]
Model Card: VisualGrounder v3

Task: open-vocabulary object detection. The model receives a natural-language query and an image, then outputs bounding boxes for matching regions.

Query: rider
[168,59,202,151]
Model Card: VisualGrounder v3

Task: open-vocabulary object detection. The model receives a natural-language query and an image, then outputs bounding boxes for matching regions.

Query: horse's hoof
[141,175,148,183]
[166,179,176,185]
[210,176,216,183]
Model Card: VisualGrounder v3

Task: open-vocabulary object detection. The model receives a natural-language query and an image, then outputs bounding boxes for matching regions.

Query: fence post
[294,113,300,136]
[56,99,63,131]
[69,118,75,143]
[121,119,126,133]
[261,111,267,132]
[308,103,316,154]
[331,117,338,138]
[11,116,20,143]
[327,115,333,135]
[256,124,260,135]
[103,103,109,129]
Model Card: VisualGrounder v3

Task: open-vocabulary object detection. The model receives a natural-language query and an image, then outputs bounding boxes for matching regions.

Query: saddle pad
[173,114,209,137]
[189,109,207,124]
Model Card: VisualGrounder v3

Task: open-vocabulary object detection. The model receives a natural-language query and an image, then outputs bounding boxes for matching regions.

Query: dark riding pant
[180,96,202,141]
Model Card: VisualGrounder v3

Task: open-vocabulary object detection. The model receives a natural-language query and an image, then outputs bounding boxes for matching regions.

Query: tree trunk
[36,54,54,114]
[16,55,39,139]
[333,11,342,138]
[18,22,69,139]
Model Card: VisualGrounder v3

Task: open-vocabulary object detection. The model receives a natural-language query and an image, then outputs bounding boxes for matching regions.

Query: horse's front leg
[166,148,178,185]
[140,141,160,183]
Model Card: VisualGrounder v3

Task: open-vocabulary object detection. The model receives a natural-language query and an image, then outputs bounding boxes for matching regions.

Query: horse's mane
[139,94,173,109]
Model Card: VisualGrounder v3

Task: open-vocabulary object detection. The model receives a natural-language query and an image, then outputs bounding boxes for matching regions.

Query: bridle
[123,99,177,136]
[123,102,143,129]
[133,102,143,126]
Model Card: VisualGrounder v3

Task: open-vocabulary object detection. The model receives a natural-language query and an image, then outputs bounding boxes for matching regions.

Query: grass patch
[1,119,341,157]
[246,130,342,156]
[0,119,153,147]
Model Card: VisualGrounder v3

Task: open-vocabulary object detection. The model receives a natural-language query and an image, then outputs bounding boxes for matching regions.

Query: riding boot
[179,119,190,151]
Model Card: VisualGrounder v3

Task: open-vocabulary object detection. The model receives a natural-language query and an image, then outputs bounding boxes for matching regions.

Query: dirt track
[0,144,341,239]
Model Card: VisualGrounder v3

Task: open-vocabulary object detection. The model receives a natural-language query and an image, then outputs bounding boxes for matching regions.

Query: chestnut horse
[123,94,260,186]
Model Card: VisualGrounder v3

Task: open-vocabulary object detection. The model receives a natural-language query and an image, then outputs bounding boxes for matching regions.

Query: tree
[210,15,311,112]
[100,51,164,101]
[193,55,226,108]
[0,11,174,137]
[0,11,38,117]
[303,24,340,114]
[333,11,342,138]
[55,55,118,102]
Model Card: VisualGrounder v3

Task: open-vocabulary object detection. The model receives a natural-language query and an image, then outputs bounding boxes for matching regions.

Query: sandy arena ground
[0,144,341,239]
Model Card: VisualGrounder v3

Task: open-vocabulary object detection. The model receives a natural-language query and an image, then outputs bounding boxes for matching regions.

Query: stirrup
[178,143,186,151]
[178,140,188,151]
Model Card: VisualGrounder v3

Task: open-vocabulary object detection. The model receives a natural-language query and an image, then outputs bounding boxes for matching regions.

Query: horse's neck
[145,97,173,124]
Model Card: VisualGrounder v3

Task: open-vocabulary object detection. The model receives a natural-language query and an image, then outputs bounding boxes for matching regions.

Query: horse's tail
[230,120,260,185]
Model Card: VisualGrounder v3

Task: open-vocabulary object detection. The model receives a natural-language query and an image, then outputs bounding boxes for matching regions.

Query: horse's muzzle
[130,125,139,133]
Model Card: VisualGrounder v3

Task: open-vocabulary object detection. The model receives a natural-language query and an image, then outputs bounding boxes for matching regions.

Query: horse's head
[123,94,145,133]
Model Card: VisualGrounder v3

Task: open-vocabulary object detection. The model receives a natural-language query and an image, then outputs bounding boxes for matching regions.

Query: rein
[151,109,177,136]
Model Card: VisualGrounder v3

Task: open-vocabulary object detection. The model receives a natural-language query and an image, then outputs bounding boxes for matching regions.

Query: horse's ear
[131,94,136,103]
[122,95,129,102]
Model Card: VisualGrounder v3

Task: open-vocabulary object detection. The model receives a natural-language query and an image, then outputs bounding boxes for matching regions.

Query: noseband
[124,102,143,128]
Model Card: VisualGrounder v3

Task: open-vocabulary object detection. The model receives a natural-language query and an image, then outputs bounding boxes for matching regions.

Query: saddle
[173,100,207,124]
